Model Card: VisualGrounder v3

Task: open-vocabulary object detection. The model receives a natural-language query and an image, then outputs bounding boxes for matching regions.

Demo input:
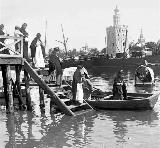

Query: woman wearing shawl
[30,33,45,68]
[72,63,91,104]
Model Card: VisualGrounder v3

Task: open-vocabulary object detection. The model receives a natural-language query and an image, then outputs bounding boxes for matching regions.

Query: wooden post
[39,86,45,109]
[24,70,32,110]
[15,65,26,110]
[1,65,14,113]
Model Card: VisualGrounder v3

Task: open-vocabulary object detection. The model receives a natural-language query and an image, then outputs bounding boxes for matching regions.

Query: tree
[101,48,107,54]
[145,42,157,55]
[89,48,99,55]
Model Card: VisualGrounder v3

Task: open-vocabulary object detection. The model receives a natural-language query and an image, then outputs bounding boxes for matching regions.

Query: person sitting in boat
[71,63,90,104]
[112,70,127,100]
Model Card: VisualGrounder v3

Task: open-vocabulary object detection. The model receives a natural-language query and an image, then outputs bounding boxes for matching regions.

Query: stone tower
[106,6,128,58]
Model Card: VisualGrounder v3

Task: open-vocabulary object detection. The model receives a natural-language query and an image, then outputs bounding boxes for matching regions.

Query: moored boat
[87,92,160,110]
[134,64,155,87]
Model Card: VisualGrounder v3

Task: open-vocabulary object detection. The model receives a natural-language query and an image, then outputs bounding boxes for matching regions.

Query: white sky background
[0,0,160,52]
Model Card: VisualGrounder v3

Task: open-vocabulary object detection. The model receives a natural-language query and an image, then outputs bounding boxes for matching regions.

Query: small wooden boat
[86,92,160,110]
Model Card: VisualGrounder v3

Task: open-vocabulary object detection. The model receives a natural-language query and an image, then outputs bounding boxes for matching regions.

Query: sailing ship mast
[55,24,68,58]
[43,20,47,57]
[61,24,68,57]
[44,20,47,50]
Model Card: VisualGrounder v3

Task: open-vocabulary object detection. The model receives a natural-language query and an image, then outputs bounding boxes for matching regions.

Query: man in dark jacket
[19,23,29,61]
[49,47,63,86]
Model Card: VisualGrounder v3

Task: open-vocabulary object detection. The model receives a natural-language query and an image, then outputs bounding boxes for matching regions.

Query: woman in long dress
[72,64,90,104]
[30,33,45,69]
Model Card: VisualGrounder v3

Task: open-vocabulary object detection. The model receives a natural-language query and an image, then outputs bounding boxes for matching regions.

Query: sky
[0,0,160,52]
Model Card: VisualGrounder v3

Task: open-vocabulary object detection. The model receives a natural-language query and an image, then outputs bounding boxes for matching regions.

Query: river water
[0,67,160,148]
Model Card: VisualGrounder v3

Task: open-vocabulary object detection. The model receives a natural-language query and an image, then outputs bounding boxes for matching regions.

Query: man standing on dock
[49,47,63,86]
[19,23,29,61]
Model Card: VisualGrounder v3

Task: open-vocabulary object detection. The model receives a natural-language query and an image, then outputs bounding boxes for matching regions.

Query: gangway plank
[23,59,75,116]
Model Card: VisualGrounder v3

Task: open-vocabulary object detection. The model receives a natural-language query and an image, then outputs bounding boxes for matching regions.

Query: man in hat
[19,23,29,61]
[14,25,23,52]
[49,47,62,86]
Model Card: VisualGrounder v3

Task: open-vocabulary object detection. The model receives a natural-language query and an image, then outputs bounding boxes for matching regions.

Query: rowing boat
[86,92,160,110]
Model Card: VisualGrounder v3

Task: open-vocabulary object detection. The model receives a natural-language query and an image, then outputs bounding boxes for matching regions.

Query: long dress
[72,67,90,103]
[33,40,45,68]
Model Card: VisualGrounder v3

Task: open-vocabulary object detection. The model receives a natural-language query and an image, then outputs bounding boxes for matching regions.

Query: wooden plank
[36,68,49,76]
[0,55,24,65]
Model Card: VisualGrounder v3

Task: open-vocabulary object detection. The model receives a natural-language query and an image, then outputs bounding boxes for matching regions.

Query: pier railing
[0,35,23,56]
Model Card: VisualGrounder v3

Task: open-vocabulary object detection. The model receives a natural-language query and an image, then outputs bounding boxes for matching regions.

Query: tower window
[112,43,114,46]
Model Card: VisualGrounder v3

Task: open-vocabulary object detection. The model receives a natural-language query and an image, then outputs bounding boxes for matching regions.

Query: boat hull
[87,92,160,110]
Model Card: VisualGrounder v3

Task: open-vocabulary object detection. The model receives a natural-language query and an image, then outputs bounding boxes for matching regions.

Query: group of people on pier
[0,23,63,84]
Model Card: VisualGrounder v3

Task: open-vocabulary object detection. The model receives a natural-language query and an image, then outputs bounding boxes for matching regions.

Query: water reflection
[4,109,97,147]
[101,109,159,145]
[40,112,97,147]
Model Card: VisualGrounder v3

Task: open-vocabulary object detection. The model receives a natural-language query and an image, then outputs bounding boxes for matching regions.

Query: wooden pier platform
[0,35,93,115]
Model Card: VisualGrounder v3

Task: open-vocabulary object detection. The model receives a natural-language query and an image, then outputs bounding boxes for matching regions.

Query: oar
[63,80,95,110]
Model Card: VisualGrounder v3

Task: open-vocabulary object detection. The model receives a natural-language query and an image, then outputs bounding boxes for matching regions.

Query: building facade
[106,6,128,57]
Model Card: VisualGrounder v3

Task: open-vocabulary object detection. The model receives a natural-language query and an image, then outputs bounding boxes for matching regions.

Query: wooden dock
[0,35,94,116]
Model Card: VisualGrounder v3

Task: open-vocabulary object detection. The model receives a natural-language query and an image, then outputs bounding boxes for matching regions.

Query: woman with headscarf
[71,63,91,104]
[30,33,45,68]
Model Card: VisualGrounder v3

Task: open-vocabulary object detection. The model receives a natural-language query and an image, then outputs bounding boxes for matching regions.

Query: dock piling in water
[1,65,14,113]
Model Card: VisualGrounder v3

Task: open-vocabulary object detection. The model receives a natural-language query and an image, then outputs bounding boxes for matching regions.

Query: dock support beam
[1,65,14,113]
[39,86,45,109]
[15,65,26,110]
[24,70,32,111]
